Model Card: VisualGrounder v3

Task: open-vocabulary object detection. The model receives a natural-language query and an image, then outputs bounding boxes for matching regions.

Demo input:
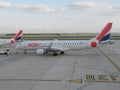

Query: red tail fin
[13,30,23,40]
[10,30,23,44]
[96,23,112,41]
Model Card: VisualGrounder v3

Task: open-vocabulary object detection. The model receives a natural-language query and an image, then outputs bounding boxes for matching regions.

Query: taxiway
[0,41,120,90]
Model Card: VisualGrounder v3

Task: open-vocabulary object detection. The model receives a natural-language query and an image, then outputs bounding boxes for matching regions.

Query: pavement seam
[67,55,78,90]
[97,47,120,73]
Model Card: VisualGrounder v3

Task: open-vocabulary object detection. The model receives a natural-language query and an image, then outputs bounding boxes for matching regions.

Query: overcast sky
[0,0,120,33]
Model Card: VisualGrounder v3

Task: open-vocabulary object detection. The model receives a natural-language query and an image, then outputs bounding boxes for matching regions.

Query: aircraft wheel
[60,51,64,54]
[4,52,8,55]
[53,53,58,56]
[5,49,10,55]
[24,50,27,54]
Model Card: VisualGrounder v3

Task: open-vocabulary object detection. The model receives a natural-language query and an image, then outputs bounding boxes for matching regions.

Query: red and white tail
[89,22,112,48]
[96,22,112,41]
[10,30,23,44]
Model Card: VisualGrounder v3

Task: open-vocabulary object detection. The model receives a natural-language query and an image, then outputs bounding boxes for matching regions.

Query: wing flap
[49,46,69,52]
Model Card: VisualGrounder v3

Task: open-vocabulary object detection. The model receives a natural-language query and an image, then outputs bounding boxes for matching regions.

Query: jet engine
[36,49,46,55]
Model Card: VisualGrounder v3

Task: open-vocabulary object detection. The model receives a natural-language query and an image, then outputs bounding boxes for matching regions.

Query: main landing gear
[24,50,27,54]
[60,51,64,54]
[53,51,65,56]
[4,49,10,55]
[53,53,58,56]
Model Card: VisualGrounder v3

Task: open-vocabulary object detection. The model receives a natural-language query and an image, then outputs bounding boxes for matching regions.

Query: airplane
[0,30,23,55]
[16,23,114,56]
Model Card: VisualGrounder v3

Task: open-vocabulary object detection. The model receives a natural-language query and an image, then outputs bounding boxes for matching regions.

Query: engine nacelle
[36,49,46,55]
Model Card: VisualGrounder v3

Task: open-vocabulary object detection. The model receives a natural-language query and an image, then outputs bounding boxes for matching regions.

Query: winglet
[96,23,112,41]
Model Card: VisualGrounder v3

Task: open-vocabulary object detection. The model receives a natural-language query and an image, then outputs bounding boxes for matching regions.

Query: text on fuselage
[28,42,40,47]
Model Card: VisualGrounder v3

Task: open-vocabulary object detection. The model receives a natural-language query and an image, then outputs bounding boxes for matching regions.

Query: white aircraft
[0,30,22,55]
[16,23,114,56]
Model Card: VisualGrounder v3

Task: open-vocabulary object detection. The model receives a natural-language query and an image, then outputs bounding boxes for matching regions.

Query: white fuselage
[16,40,92,51]
[0,39,10,46]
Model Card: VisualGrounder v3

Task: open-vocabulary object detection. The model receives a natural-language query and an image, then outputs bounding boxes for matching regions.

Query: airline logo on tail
[10,30,23,44]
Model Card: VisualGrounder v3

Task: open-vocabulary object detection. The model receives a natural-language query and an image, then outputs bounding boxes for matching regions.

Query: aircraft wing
[42,42,70,52]
[46,46,70,52]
